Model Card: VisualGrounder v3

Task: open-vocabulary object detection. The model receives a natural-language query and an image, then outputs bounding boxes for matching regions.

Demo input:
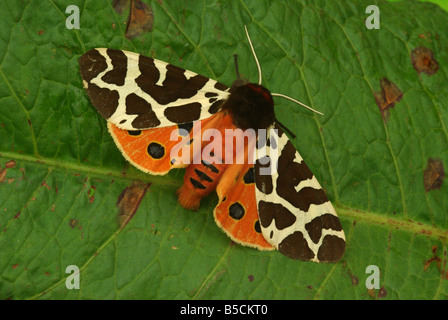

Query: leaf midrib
[2,150,446,242]
[0,150,176,186]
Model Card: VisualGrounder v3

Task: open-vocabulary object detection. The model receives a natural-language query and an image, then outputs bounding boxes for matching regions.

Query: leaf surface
[0,0,447,299]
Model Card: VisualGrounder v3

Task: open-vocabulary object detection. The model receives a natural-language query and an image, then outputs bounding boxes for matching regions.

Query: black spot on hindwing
[254,220,262,233]
[147,142,165,159]
[229,202,245,220]
[127,130,142,136]
[178,122,193,136]
[243,167,254,184]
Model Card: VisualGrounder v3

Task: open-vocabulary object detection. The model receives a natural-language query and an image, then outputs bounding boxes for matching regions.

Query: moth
[79,26,345,263]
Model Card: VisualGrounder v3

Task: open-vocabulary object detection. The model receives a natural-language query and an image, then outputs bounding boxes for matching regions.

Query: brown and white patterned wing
[254,125,345,262]
[79,48,230,130]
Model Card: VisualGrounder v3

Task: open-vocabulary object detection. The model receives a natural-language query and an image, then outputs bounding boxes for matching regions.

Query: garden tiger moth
[79,26,345,262]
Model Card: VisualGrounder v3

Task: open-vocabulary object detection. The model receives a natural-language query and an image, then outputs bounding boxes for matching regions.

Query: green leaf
[1,0,447,300]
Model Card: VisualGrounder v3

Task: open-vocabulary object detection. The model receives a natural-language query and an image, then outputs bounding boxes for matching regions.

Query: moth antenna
[244,25,262,85]
[271,93,324,116]
[244,25,322,115]
[233,54,241,80]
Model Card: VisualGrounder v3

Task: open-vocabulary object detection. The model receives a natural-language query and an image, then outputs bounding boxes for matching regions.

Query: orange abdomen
[176,112,241,210]
[177,159,229,210]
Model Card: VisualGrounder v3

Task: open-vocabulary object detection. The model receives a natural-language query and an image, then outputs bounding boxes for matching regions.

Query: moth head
[223,83,275,130]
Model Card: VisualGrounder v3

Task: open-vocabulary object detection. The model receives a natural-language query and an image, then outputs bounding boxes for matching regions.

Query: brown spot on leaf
[0,160,15,183]
[424,245,442,272]
[424,158,445,192]
[5,160,15,169]
[411,46,439,75]
[87,186,96,204]
[113,0,129,14]
[342,261,359,287]
[79,225,84,239]
[351,274,359,286]
[248,275,254,282]
[69,219,78,229]
[418,32,432,39]
[41,181,51,190]
[374,78,403,120]
[378,286,387,298]
[116,182,150,228]
[367,288,376,298]
[125,0,154,39]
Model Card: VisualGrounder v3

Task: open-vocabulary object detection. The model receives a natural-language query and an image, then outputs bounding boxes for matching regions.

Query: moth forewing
[79,48,230,131]
[254,126,345,262]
